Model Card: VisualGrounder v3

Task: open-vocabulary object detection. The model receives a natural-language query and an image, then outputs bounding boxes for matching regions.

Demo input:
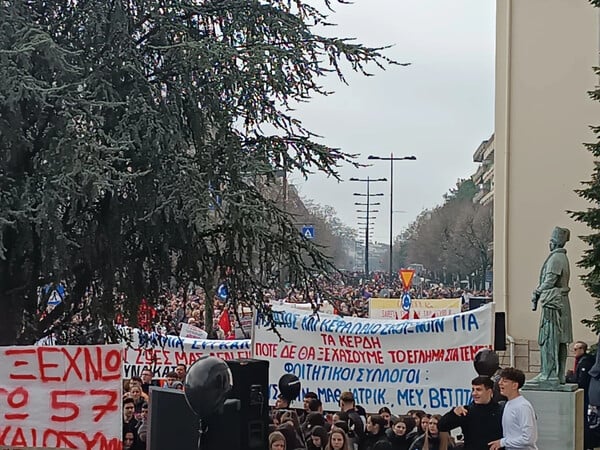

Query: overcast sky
[291,0,496,243]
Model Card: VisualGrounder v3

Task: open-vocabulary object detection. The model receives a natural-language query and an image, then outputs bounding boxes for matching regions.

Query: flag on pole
[218,309,232,336]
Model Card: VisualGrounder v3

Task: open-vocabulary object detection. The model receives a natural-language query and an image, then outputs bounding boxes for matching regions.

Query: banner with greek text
[0,344,122,449]
[253,303,494,414]
[120,328,251,379]
[179,323,208,340]
[369,298,462,319]
[271,301,335,315]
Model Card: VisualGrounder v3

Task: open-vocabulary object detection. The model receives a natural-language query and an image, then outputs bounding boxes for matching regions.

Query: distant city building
[472,134,494,206]
[368,241,388,273]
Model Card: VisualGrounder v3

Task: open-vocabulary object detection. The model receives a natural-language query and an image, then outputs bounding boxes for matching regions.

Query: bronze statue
[528,226,573,387]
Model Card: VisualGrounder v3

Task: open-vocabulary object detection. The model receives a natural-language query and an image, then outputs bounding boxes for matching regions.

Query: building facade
[493,0,600,374]
[472,134,495,206]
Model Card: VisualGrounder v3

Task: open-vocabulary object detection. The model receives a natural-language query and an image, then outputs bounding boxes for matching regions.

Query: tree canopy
[572,60,600,332]
[0,0,398,345]
[394,179,493,288]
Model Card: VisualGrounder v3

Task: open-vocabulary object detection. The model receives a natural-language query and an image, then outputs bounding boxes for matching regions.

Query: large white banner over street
[253,303,494,413]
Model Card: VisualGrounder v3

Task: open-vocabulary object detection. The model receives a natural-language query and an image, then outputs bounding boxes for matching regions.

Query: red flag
[218,309,232,336]
[412,310,419,319]
[137,298,156,331]
[401,311,409,320]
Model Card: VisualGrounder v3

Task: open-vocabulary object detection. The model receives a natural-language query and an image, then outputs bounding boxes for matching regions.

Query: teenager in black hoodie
[386,416,417,450]
[437,376,503,450]
[308,426,329,450]
[359,414,388,450]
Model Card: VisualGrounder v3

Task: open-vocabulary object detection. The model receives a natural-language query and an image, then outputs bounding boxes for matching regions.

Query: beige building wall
[494,0,600,360]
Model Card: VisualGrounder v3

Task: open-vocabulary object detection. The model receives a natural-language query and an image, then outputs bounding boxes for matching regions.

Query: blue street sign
[217,283,229,300]
[47,291,62,306]
[401,293,412,312]
[301,225,315,240]
[47,283,65,307]
[208,181,222,211]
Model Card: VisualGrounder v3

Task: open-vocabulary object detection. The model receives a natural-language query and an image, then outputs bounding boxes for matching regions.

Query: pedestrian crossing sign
[302,225,315,240]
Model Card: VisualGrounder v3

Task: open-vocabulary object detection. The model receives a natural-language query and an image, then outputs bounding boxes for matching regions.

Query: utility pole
[367,154,416,281]
[351,177,386,275]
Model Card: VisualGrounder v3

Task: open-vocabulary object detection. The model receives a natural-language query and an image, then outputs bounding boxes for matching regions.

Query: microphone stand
[197,418,208,450]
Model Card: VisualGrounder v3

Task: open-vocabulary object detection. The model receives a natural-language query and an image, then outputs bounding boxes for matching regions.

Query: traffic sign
[46,283,65,306]
[47,291,62,306]
[399,269,415,290]
[301,225,315,240]
[401,293,412,312]
[217,283,229,300]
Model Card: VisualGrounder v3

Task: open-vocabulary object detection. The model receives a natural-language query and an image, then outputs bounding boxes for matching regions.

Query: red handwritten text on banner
[0,345,122,449]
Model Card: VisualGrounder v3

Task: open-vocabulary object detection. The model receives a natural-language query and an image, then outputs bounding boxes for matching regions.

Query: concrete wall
[494,0,600,354]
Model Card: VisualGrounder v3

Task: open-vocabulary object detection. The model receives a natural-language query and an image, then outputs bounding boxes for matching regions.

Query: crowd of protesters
[116,273,491,339]
[265,374,513,450]
[122,364,188,449]
[121,366,539,450]
[112,273,498,450]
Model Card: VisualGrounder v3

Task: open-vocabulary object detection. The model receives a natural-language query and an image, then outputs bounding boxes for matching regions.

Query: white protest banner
[120,328,251,379]
[279,301,335,315]
[233,306,254,339]
[0,447,61,450]
[253,303,494,413]
[0,344,122,449]
[369,298,462,319]
[179,323,208,340]
[408,298,462,319]
[235,316,253,339]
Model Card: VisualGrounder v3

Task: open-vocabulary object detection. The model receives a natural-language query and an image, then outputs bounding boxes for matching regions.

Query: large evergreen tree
[0,1,398,344]
[571,67,600,332]
[570,0,600,333]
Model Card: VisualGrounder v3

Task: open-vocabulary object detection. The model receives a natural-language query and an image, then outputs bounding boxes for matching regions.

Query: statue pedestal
[521,385,583,450]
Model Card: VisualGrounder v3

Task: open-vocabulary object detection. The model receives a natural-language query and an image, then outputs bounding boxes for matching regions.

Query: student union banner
[253,303,494,413]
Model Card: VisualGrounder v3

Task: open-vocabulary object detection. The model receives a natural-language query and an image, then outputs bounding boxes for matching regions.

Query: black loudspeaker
[469,296,492,310]
[148,387,241,450]
[148,387,197,450]
[494,312,507,351]
[225,359,270,450]
[202,399,241,450]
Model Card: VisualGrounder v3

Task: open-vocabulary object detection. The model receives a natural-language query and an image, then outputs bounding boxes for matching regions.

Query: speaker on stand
[225,359,270,450]
[494,312,507,351]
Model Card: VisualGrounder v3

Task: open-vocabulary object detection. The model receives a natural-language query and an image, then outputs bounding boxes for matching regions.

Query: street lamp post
[350,177,386,275]
[367,154,416,281]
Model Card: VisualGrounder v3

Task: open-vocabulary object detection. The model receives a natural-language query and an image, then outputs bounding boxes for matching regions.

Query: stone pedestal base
[521,387,583,450]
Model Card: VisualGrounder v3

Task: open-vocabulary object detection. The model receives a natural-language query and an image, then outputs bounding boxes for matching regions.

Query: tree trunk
[204,286,214,336]
[0,294,20,345]
[203,268,221,336]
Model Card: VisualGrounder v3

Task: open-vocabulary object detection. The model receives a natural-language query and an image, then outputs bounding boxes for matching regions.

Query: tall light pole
[367,154,416,281]
[350,177,386,274]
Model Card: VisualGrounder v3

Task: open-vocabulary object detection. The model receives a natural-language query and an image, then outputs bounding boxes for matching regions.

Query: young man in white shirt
[489,367,538,450]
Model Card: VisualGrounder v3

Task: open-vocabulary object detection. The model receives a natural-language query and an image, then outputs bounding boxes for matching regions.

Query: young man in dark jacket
[566,341,594,401]
[340,391,366,448]
[575,340,599,450]
[438,376,503,450]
